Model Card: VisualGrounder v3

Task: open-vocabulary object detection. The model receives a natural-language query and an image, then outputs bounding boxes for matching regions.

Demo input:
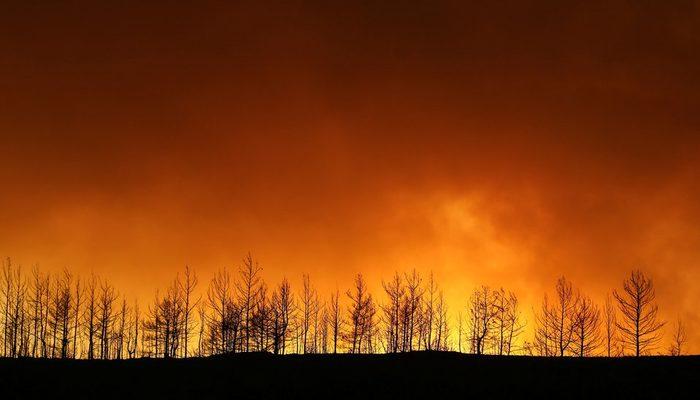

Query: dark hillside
[1,352,698,399]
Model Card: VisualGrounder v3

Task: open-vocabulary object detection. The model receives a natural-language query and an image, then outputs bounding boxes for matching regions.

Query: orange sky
[1,1,700,353]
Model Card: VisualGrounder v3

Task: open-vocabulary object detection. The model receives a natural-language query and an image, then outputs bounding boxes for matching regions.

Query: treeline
[0,254,689,359]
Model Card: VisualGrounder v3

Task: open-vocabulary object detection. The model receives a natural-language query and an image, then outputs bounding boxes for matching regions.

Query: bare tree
[48,275,59,358]
[271,278,293,354]
[85,274,98,360]
[533,295,556,356]
[29,266,49,358]
[2,258,13,357]
[329,288,342,354]
[142,291,161,357]
[157,281,184,358]
[668,318,687,356]
[56,269,73,359]
[126,300,139,358]
[71,277,83,358]
[197,303,206,356]
[97,280,118,359]
[532,278,580,357]
[468,286,496,355]
[251,282,270,351]
[362,296,379,353]
[381,272,403,353]
[41,272,51,357]
[236,252,262,353]
[603,294,618,357]
[457,311,463,353]
[3,261,28,358]
[319,304,330,353]
[431,290,449,351]
[178,265,199,358]
[552,277,578,356]
[423,272,437,350]
[115,299,128,359]
[206,268,240,354]
[613,270,665,356]
[344,274,373,353]
[402,269,423,351]
[492,288,524,355]
[571,295,601,356]
[300,274,318,353]
[143,282,183,359]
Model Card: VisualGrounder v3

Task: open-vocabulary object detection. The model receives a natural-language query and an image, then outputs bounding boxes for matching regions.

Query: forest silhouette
[1,253,697,399]
[0,253,686,359]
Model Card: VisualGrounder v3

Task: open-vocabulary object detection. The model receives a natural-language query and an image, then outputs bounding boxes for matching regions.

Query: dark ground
[1,352,698,399]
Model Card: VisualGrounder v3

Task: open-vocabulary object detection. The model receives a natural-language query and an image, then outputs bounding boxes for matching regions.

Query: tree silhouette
[236,253,262,353]
[1,258,21,357]
[271,278,293,354]
[178,265,199,358]
[435,290,450,350]
[28,266,49,358]
[55,269,73,359]
[206,268,239,354]
[603,294,618,357]
[493,288,524,356]
[423,272,438,350]
[126,300,139,358]
[0,255,689,359]
[114,299,128,359]
[251,282,270,352]
[97,281,118,359]
[552,277,578,356]
[300,274,318,353]
[328,288,341,354]
[468,286,496,355]
[71,277,83,358]
[381,272,404,353]
[668,318,687,356]
[344,274,373,353]
[85,274,98,359]
[613,270,665,356]
[402,269,423,352]
[571,295,601,356]
[457,311,463,353]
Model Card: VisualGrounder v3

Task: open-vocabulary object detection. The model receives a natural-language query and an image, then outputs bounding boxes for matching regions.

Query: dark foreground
[1,352,698,400]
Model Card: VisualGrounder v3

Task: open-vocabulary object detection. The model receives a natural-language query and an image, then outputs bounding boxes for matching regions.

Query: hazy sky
[1,1,699,351]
